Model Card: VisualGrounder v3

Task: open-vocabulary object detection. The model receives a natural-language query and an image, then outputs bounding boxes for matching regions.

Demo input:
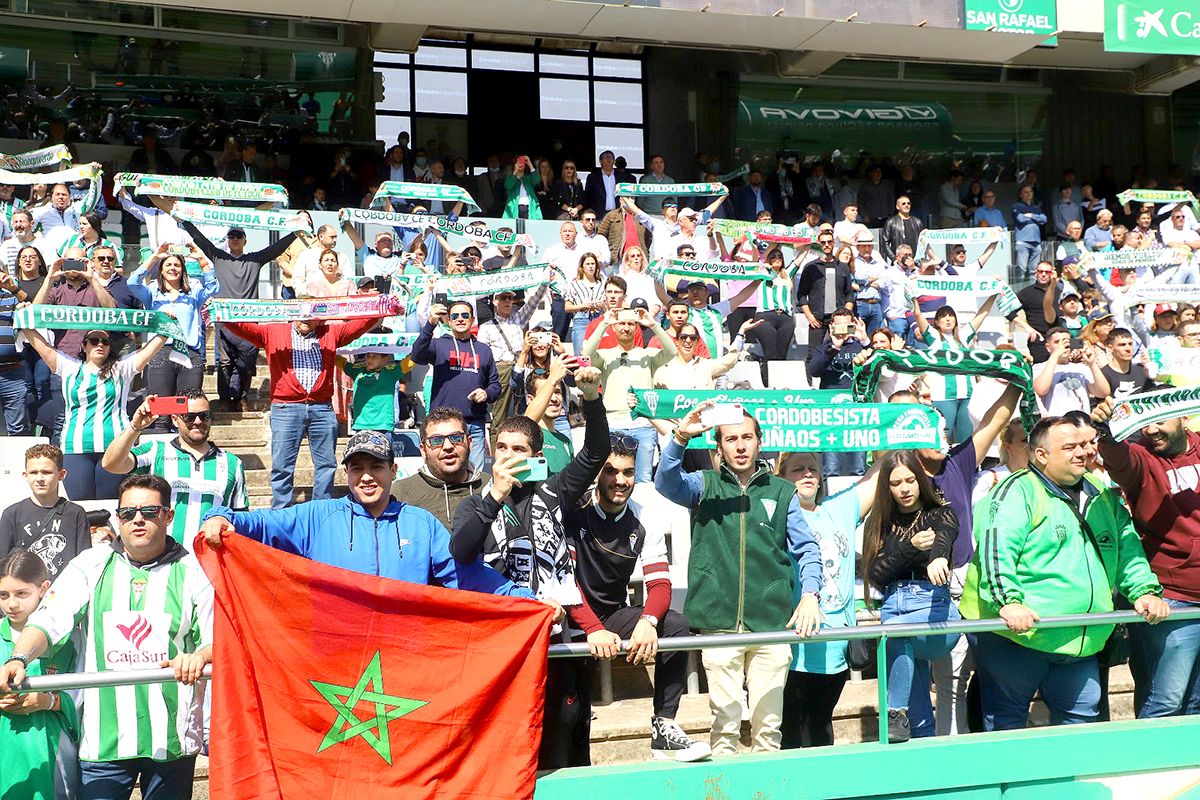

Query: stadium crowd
[0,134,1197,799]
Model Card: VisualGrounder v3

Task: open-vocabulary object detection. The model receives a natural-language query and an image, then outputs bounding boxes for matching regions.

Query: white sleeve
[53,352,82,380]
[190,566,215,649]
[29,552,100,648]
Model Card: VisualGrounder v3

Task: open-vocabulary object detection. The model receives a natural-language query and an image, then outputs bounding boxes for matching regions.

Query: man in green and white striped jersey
[103,389,248,549]
[0,473,213,799]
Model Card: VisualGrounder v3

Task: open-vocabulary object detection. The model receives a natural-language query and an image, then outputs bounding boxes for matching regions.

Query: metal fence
[13,607,1200,746]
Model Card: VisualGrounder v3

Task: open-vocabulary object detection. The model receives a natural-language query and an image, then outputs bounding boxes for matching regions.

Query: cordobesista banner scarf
[372,182,481,213]
[853,348,1038,431]
[0,163,100,185]
[14,305,191,365]
[1106,385,1200,442]
[615,182,728,197]
[1116,188,1197,207]
[651,259,771,282]
[629,388,945,452]
[209,295,402,323]
[171,201,313,233]
[115,172,288,204]
[339,207,518,245]
[337,332,419,356]
[0,144,72,171]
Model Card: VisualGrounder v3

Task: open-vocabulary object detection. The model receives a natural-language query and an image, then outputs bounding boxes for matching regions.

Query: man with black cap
[199,431,557,605]
[179,221,298,410]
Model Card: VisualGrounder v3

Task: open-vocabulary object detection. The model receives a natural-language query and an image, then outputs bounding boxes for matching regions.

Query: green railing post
[876,633,889,745]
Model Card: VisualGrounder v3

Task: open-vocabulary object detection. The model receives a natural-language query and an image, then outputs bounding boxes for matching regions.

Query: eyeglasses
[85,337,110,346]
[610,434,639,452]
[93,255,116,262]
[426,432,467,448]
[116,505,168,522]
[177,411,211,423]
[449,312,472,320]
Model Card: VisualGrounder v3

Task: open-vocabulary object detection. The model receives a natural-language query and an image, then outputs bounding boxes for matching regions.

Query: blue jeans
[932,398,972,445]
[80,755,196,800]
[467,421,487,472]
[881,581,961,738]
[611,426,657,483]
[269,402,338,509]
[821,450,865,480]
[1015,241,1042,282]
[63,452,125,501]
[887,316,915,347]
[571,311,600,354]
[1130,598,1200,718]
[0,361,31,435]
[970,631,1100,731]
[857,301,884,335]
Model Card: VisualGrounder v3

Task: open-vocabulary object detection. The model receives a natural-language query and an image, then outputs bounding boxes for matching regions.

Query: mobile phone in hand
[62,258,87,272]
[514,457,548,483]
[701,403,744,427]
[433,293,449,308]
[167,245,190,257]
[147,396,188,416]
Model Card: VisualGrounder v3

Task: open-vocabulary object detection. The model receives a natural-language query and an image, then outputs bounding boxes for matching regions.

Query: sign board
[1104,0,1200,55]
[964,0,1058,46]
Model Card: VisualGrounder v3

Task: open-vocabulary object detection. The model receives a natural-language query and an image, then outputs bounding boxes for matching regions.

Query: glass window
[595,127,644,169]
[540,77,590,121]
[414,45,467,68]
[376,115,413,147]
[539,54,589,75]
[822,59,899,79]
[593,57,641,80]
[378,68,411,113]
[903,62,1002,83]
[414,70,468,115]
[593,81,642,124]
[375,53,411,66]
[472,50,534,72]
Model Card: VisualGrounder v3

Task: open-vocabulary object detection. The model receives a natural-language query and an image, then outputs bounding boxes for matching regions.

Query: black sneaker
[887,709,911,743]
[650,716,712,762]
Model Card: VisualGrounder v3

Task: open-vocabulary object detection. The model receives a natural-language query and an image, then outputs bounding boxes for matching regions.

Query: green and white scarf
[854,347,1038,430]
[616,182,728,198]
[114,173,288,204]
[14,305,191,365]
[0,144,72,171]
[337,332,418,356]
[652,258,771,282]
[714,164,751,183]
[209,295,401,323]
[1116,188,1197,207]
[711,219,796,238]
[1123,283,1200,306]
[1147,347,1200,376]
[0,163,100,185]
[909,275,1021,315]
[440,264,552,300]
[372,182,481,212]
[171,201,312,232]
[630,389,854,419]
[1107,385,1200,442]
[917,227,1007,246]
[340,207,517,245]
[1085,248,1187,272]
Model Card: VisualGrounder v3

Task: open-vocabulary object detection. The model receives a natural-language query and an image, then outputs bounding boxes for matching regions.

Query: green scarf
[631,389,853,419]
[711,219,795,238]
[652,258,770,282]
[616,182,728,197]
[0,144,72,171]
[372,182,481,212]
[1116,188,1197,206]
[339,207,516,245]
[171,201,312,232]
[440,264,552,300]
[210,295,401,323]
[115,173,288,204]
[1107,385,1200,442]
[15,304,190,365]
[338,332,418,356]
[0,163,99,185]
[917,227,1007,246]
[853,348,1037,430]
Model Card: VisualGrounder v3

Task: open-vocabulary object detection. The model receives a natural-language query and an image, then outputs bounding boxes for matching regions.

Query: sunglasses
[679,251,697,258]
[94,255,116,262]
[116,505,168,522]
[610,434,639,451]
[176,411,211,423]
[677,333,699,341]
[85,336,110,346]
[449,312,472,320]
[426,432,467,448]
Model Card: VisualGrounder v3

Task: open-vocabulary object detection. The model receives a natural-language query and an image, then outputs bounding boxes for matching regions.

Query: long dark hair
[79,211,104,242]
[861,450,946,599]
[16,245,47,278]
[156,254,191,294]
[0,548,49,585]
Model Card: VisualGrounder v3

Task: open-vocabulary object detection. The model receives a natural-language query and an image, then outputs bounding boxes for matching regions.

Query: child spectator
[344,353,409,437]
[0,444,89,578]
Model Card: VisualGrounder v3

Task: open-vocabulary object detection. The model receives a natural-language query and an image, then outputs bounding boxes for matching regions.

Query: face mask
[488,167,500,175]
[415,157,428,167]
[455,169,466,177]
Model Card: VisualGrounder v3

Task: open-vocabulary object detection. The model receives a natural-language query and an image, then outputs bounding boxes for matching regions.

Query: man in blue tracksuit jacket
[200,430,559,610]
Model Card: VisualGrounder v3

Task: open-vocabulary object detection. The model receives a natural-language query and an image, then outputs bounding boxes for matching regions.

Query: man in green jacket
[962,413,1170,731]
[656,401,823,755]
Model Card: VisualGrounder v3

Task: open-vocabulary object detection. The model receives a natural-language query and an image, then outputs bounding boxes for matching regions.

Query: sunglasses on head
[176,411,211,423]
[610,434,639,452]
[85,336,110,346]
[116,505,167,522]
[449,312,472,320]
[426,432,466,448]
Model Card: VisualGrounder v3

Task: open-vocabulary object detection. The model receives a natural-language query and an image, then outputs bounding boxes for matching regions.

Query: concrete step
[243,465,347,488]
[225,438,353,467]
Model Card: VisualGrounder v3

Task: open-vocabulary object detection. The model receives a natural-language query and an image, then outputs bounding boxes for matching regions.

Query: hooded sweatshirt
[204,495,529,597]
[392,466,491,531]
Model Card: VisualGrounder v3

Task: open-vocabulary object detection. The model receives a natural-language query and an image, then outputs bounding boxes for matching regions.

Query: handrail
[12,607,1199,693]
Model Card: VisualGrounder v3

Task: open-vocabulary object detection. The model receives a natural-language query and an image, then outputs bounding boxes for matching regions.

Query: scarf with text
[337,332,419,356]
[854,347,1037,430]
[616,182,728,198]
[440,264,553,300]
[171,201,312,233]
[1116,188,1198,207]
[0,163,100,185]
[14,304,190,365]
[917,227,1008,247]
[909,275,1021,315]
[339,207,517,245]
[711,219,796,238]
[372,182,480,212]
[0,144,72,171]
[209,294,400,323]
[1123,282,1200,306]
[115,173,288,204]
[1107,385,1200,442]
[652,258,771,282]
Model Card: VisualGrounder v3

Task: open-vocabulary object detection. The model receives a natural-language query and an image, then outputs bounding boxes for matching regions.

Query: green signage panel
[1105,0,1200,55]
[964,0,1058,46]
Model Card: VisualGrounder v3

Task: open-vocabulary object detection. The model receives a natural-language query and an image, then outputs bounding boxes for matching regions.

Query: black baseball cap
[341,431,394,464]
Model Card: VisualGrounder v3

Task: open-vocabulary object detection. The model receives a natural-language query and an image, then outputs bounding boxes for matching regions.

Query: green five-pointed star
[310,651,427,765]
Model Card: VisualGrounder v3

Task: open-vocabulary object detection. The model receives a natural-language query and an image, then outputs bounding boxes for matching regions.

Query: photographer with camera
[1032,328,1111,416]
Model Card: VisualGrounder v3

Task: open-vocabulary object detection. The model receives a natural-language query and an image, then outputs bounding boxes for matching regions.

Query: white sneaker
[650,716,712,762]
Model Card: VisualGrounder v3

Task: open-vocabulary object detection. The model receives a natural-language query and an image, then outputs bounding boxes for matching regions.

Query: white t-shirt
[1161,225,1200,249]
[1035,363,1093,416]
[833,220,868,246]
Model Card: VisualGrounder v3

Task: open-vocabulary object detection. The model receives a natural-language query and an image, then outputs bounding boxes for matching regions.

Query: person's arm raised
[101,398,158,474]
[972,381,1022,469]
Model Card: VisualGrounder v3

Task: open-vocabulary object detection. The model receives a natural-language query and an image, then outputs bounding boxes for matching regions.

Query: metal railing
[13,608,1200,746]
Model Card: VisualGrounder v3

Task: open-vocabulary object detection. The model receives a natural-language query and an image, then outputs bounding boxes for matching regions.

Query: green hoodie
[961,467,1161,657]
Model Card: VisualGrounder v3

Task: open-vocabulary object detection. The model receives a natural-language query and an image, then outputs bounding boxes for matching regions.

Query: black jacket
[584,169,633,216]
[795,258,854,319]
[450,397,610,595]
[881,213,925,262]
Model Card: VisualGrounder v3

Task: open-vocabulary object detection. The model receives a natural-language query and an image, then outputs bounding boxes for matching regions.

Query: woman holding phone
[511,325,573,433]
[22,327,168,500]
[503,155,543,220]
[746,247,802,383]
[128,242,219,429]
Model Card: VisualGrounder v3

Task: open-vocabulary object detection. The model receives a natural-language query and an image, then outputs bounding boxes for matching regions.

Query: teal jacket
[502,174,543,220]
[962,467,1162,656]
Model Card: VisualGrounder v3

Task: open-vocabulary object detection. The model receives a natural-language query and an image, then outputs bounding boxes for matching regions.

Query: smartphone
[148,395,188,416]
[433,292,449,308]
[534,332,554,347]
[167,244,190,257]
[832,323,853,337]
[513,457,548,483]
[701,403,744,427]
[62,258,87,272]
[617,309,638,323]
[1069,336,1084,350]
[571,355,591,368]
[462,256,479,268]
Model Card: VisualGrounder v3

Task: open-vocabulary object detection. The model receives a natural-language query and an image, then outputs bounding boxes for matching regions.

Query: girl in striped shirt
[55,212,119,266]
[911,293,997,445]
[565,252,606,353]
[23,327,168,500]
[746,247,800,383]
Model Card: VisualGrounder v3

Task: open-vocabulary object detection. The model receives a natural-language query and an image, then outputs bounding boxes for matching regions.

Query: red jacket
[224,317,381,404]
[1100,430,1200,603]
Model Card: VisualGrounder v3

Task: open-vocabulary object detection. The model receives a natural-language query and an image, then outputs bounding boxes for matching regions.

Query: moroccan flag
[195,534,554,799]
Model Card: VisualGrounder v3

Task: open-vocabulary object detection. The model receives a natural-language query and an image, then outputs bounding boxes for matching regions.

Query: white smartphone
[701,403,744,427]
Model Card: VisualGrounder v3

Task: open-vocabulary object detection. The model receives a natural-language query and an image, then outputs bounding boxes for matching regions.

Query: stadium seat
[394,457,424,480]
[0,436,50,478]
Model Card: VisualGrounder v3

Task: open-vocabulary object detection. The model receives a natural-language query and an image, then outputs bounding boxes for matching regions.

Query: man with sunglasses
[1,474,214,799]
[392,407,489,530]
[89,244,144,356]
[102,388,248,549]
[796,230,853,364]
[179,222,299,410]
[577,209,611,270]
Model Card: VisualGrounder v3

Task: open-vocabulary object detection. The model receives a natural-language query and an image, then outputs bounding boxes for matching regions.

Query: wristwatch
[641,614,659,627]
[5,653,30,667]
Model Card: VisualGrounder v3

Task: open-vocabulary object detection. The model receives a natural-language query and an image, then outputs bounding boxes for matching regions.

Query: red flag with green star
[196,533,553,799]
